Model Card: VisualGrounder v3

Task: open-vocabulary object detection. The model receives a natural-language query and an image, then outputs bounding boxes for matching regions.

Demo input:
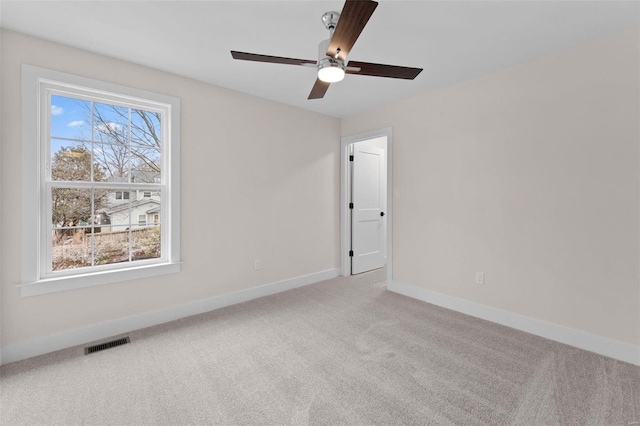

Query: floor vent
[84,337,130,355]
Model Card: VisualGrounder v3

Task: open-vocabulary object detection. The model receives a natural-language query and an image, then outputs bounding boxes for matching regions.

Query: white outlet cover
[475,272,484,285]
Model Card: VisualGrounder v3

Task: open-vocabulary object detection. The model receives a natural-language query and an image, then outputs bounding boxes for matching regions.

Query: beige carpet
[1,269,639,425]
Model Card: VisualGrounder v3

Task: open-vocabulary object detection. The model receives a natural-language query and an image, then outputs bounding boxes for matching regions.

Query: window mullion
[91,187,95,267]
[90,100,94,182]
[128,107,133,263]
[48,181,162,190]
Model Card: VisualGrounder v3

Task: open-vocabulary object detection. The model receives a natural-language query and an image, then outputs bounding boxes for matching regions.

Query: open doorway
[341,128,392,285]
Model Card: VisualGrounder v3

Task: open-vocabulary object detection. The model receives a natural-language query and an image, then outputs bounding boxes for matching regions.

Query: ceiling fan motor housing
[317,38,346,83]
[318,38,347,67]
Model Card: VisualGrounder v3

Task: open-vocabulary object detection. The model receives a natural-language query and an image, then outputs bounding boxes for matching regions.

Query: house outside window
[21,65,181,296]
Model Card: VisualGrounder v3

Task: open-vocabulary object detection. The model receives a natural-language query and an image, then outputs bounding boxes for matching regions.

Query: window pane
[93,188,109,230]
[132,225,161,261]
[94,226,130,265]
[93,102,129,145]
[131,109,161,146]
[133,189,161,261]
[52,188,92,227]
[52,226,92,271]
[131,145,161,183]
[131,109,161,183]
[51,140,92,182]
[93,142,129,182]
[93,187,109,220]
[96,188,132,232]
[50,95,91,140]
[137,189,161,213]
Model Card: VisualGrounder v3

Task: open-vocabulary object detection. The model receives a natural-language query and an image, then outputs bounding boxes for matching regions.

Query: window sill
[19,262,181,297]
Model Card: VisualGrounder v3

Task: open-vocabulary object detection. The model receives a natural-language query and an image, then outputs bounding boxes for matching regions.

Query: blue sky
[50,94,92,140]
[51,95,93,165]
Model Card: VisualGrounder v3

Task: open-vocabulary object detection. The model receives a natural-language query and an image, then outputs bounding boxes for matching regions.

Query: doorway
[341,128,392,285]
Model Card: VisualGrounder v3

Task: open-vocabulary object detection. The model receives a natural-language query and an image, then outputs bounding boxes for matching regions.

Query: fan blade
[327,0,378,61]
[231,51,316,66]
[308,78,330,99]
[345,61,423,79]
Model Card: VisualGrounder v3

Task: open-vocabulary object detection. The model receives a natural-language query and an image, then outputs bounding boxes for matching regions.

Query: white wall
[0,30,341,348]
[342,29,640,347]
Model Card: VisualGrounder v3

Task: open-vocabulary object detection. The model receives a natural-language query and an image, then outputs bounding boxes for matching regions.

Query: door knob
[380,212,385,217]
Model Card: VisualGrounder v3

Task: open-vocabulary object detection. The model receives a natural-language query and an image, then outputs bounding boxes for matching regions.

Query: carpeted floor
[1,269,639,425]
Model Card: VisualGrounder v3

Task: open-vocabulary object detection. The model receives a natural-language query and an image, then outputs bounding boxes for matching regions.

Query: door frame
[341,127,393,286]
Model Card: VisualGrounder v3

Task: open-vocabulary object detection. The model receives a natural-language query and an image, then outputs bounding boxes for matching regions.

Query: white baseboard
[0,268,340,366]
[389,281,640,367]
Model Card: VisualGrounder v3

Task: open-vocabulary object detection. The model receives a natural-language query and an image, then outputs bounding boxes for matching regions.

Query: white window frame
[21,65,181,296]
[138,214,147,225]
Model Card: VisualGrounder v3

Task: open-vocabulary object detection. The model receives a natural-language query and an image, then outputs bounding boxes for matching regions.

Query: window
[21,65,181,296]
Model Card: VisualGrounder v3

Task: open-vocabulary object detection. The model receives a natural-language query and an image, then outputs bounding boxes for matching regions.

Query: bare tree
[51,146,106,227]
[85,104,162,181]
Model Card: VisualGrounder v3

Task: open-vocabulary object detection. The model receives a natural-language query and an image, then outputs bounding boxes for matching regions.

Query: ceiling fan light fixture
[317,57,345,83]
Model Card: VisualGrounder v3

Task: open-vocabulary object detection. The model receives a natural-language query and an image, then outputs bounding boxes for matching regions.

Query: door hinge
[349,202,354,209]
[349,155,354,161]
[349,250,354,257]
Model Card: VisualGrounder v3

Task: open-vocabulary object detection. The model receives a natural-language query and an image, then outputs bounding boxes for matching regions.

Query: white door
[351,145,385,274]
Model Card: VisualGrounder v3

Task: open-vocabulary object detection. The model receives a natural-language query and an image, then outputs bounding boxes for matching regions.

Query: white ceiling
[1,1,638,118]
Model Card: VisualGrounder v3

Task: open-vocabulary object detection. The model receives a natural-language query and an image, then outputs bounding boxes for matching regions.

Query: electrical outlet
[475,272,484,285]
[254,259,261,271]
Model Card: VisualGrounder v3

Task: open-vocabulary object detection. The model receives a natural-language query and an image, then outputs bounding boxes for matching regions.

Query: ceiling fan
[230,0,423,100]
